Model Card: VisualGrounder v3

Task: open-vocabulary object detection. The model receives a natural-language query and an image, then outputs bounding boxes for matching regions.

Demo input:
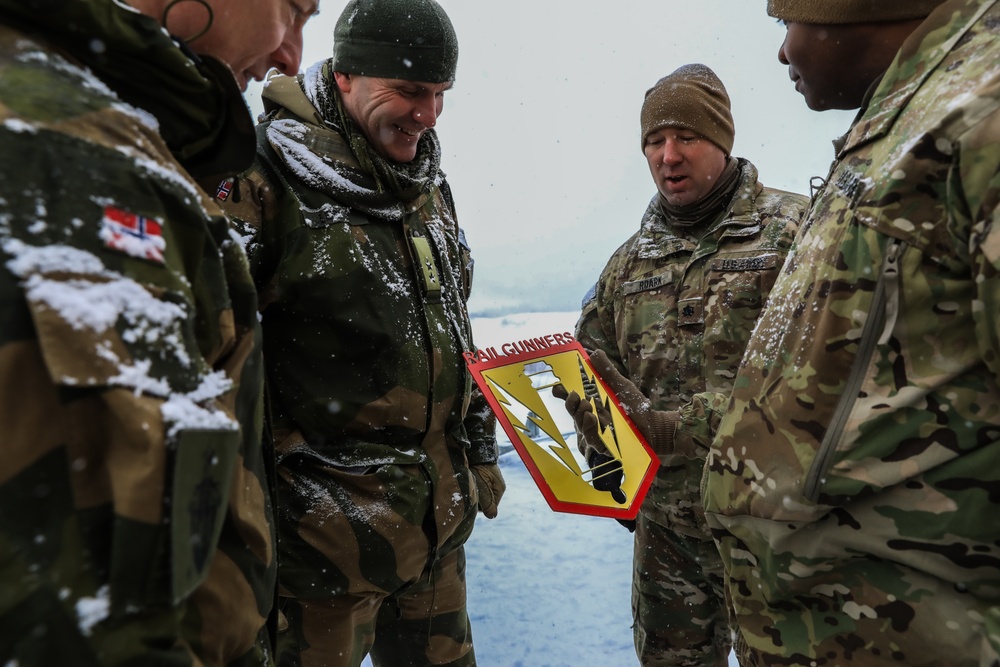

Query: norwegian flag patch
[216,178,233,201]
[99,205,166,264]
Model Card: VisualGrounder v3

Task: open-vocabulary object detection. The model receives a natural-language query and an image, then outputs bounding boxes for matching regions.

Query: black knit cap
[333,0,458,83]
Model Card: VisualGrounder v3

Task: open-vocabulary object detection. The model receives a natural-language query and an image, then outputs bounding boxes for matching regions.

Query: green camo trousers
[276,543,475,667]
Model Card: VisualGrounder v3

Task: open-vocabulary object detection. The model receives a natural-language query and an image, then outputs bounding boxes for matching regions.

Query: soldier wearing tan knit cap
[640,64,735,156]
[561,62,808,667]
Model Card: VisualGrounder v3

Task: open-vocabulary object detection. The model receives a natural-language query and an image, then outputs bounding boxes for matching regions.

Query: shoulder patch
[99,205,166,264]
[215,178,233,201]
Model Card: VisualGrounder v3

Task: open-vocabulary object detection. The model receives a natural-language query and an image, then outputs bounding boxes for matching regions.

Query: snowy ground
[360,312,738,666]
[464,447,637,666]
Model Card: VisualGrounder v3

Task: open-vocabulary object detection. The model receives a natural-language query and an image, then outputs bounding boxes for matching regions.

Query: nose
[413,94,439,128]
[660,139,683,165]
[778,36,790,65]
[271,24,304,75]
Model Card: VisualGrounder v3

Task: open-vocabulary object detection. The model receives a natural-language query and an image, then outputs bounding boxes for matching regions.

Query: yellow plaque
[466,335,658,518]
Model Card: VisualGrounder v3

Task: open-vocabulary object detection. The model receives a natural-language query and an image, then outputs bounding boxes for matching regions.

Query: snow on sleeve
[5,240,193,368]
[4,238,237,433]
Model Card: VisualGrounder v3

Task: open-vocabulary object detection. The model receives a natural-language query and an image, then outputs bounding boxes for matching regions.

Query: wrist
[645,411,679,457]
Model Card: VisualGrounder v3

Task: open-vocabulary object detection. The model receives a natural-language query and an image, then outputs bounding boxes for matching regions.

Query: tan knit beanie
[767,0,947,24]
[640,64,734,155]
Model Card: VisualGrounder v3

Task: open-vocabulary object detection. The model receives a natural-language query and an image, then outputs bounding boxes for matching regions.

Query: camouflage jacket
[576,160,806,534]
[703,1,1000,663]
[0,2,274,665]
[220,70,496,553]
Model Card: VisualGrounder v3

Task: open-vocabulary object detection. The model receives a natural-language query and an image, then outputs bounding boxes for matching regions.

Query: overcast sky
[246,1,856,317]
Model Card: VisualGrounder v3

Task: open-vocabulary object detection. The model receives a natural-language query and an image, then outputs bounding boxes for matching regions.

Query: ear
[333,71,352,93]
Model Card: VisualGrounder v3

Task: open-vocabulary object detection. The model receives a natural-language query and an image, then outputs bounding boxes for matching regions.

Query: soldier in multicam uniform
[700,0,1000,664]
[561,65,808,666]
[0,0,316,665]
[218,1,505,666]
[591,0,1000,664]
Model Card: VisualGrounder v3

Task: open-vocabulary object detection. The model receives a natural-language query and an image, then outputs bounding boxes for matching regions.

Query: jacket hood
[0,0,255,183]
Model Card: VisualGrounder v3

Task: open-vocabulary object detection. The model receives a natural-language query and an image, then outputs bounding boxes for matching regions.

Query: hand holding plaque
[582,350,680,458]
[466,336,659,519]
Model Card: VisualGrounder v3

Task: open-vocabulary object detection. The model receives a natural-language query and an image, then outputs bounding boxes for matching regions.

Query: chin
[392,148,419,163]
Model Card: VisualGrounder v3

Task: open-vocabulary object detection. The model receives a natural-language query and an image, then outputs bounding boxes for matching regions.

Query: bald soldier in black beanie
[218,1,505,666]
[562,64,808,666]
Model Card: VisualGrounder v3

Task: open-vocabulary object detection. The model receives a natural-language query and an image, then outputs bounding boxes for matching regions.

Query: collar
[839,0,997,157]
[636,159,764,260]
[0,0,255,183]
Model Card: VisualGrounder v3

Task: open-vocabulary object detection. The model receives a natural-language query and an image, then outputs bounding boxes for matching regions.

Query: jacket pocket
[702,253,781,390]
[24,269,240,608]
[804,237,905,502]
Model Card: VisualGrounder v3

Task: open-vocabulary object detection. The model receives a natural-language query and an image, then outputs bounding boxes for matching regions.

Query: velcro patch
[99,206,166,264]
[709,254,778,272]
[215,178,233,201]
[623,271,671,295]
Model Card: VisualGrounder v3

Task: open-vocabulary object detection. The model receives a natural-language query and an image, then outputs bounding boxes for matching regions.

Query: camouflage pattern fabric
[220,70,495,667]
[576,160,806,666]
[0,1,275,666]
[702,0,1000,664]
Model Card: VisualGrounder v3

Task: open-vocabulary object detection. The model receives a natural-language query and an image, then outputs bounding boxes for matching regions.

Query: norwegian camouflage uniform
[701,0,1000,664]
[577,159,807,666]
[0,1,275,666]
[220,64,496,667]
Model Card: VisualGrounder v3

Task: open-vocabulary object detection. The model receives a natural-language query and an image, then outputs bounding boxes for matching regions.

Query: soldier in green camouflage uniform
[694,0,1000,664]
[0,0,315,665]
[218,2,504,666]
[571,65,807,666]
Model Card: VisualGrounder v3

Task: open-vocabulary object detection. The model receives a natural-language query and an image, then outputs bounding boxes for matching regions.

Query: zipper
[804,237,904,501]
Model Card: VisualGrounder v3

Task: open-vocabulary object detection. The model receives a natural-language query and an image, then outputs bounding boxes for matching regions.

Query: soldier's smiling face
[643,127,727,207]
[334,73,452,163]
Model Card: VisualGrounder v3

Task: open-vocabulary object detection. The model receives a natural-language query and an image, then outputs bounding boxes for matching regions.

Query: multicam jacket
[576,160,806,535]
[702,0,1000,664]
[0,1,274,665]
[221,69,496,594]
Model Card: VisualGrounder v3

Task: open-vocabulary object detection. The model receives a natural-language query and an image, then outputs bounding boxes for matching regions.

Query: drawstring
[425,565,438,646]
[809,175,827,208]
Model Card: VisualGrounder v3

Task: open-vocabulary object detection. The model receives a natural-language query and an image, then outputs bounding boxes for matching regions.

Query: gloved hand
[471,463,506,519]
[587,350,680,457]
[551,381,612,459]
